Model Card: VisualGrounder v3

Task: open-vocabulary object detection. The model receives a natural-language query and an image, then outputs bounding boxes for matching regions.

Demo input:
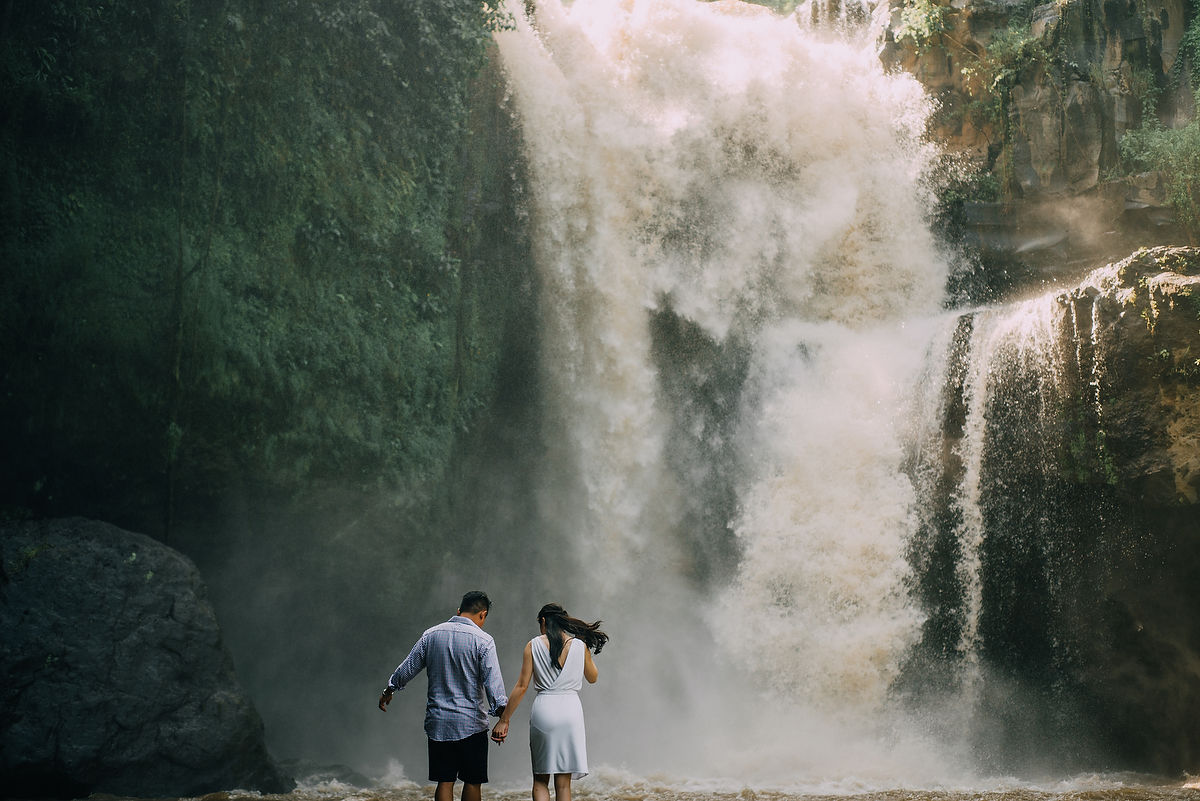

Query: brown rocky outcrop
[880,0,1191,189]
[1054,247,1200,771]
[901,247,1200,772]
[1078,246,1200,502]
[876,0,1194,262]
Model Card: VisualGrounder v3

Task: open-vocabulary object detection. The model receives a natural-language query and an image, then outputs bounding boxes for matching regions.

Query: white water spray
[952,298,1067,667]
[496,0,959,781]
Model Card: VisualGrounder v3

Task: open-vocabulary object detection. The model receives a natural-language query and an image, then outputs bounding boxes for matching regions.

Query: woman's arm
[583,646,598,684]
[492,641,534,743]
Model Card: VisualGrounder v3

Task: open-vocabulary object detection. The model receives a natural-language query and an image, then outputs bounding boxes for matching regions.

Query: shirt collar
[450,614,478,628]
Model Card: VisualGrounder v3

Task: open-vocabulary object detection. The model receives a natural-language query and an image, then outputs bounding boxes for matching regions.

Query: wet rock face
[878,0,1193,267]
[995,249,1200,773]
[0,518,294,798]
[1060,249,1200,771]
[902,247,1200,773]
[880,0,1191,195]
[1090,247,1200,503]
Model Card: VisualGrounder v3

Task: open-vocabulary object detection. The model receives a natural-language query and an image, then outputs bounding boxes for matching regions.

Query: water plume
[496,0,955,779]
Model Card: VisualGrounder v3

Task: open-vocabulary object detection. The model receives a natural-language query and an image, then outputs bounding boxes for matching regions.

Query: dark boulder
[0,518,294,797]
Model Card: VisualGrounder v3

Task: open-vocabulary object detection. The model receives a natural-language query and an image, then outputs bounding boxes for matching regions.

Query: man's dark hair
[460,590,491,615]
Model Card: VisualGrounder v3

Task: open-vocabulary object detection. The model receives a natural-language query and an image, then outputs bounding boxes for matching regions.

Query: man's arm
[479,637,508,718]
[379,633,428,712]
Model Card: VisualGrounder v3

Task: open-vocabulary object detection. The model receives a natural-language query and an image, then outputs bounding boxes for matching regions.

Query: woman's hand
[494,640,534,743]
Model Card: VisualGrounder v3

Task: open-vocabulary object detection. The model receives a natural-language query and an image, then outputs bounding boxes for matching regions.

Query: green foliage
[898,0,949,47]
[1121,120,1200,245]
[1117,12,1200,243]
[925,152,1001,241]
[1064,407,1119,485]
[12,544,54,573]
[1147,343,1200,381]
[949,1,1050,194]
[933,157,1002,206]
[0,0,526,520]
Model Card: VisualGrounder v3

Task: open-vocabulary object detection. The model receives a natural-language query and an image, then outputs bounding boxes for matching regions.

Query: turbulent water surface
[473,0,1195,787]
[489,0,966,782]
[85,774,1200,801]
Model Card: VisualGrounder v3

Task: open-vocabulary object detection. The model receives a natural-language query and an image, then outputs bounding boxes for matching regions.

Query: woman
[492,603,608,801]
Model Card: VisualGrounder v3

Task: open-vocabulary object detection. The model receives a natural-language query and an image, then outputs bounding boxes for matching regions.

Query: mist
[97,0,1200,787]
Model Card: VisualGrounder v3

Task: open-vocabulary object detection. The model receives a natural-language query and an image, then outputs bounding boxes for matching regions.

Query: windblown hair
[538,603,608,668]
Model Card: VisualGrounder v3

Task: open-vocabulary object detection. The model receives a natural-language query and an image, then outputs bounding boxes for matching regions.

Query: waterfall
[494,0,963,780]
[895,266,1145,772]
[955,299,1067,662]
[490,0,1191,781]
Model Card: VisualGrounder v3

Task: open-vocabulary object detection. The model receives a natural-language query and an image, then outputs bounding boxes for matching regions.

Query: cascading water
[955,300,1069,664]
[494,0,961,782]
[491,0,1187,785]
[895,265,1166,773]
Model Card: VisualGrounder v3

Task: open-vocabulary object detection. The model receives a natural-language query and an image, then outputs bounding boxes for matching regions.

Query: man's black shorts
[428,730,489,784]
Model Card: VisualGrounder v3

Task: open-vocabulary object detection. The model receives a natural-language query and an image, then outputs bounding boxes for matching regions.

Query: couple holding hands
[379,591,607,801]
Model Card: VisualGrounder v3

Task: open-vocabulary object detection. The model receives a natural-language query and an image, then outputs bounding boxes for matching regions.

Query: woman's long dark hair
[538,603,608,668]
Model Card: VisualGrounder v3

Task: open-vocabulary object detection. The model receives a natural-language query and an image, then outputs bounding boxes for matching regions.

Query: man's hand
[491,720,509,744]
[379,688,394,712]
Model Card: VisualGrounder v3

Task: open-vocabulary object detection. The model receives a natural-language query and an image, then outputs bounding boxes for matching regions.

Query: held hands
[378,688,394,712]
[491,720,509,744]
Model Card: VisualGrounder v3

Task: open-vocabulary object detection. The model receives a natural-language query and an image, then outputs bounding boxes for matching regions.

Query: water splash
[951,297,1066,666]
[496,0,955,777]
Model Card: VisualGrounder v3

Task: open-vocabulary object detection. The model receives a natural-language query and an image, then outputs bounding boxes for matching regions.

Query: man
[379,591,507,801]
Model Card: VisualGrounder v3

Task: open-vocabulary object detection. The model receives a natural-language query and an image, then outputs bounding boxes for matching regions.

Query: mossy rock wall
[880,0,1199,272]
[882,0,1191,193]
[0,0,531,537]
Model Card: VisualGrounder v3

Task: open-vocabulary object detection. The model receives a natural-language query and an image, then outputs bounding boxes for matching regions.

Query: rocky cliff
[1061,248,1200,771]
[877,0,1197,264]
[0,518,294,797]
[901,246,1200,772]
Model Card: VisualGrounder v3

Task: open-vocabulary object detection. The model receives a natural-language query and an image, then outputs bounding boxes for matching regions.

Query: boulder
[1075,246,1200,502]
[0,518,294,798]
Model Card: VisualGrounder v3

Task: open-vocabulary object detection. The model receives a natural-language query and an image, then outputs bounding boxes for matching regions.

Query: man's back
[389,615,508,741]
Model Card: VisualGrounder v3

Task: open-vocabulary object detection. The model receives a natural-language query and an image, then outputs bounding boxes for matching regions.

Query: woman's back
[531,636,584,694]
[529,635,588,778]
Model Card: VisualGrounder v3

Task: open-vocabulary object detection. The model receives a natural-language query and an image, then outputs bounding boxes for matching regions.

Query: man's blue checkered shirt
[388,615,508,742]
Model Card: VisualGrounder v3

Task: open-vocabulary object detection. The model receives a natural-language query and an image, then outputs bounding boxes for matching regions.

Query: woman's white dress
[529,636,588,778]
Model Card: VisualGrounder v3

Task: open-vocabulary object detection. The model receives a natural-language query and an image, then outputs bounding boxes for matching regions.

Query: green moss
[1063,406,1119,486]
[11,543,55,574]
[0,0,529,527]
[898,0,950,48]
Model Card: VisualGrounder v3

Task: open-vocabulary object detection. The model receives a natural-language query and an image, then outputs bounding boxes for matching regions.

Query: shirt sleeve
[479,637,508,717]
[388,632,429,691]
